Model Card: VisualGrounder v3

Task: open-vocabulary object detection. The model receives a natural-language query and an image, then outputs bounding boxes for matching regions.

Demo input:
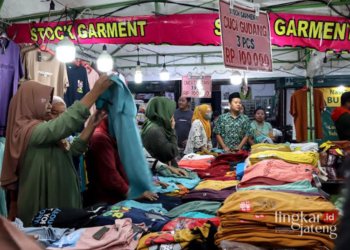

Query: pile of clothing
[216,190,338,249]
[5,146,342,250]
[8,151,250,250]
[216,143,340,249]
[319,141,350,180]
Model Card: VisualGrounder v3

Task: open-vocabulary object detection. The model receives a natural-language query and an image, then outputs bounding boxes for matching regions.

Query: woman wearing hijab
[250,107,274,144]
[141,97,187,176]
[1,76,111,225]
[184,104,213,154]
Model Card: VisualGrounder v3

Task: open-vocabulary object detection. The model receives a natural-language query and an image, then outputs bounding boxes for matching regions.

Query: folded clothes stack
[216,190,338,250]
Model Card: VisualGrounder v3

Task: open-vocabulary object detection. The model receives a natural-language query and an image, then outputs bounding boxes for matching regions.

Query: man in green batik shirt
[214,92,251,152]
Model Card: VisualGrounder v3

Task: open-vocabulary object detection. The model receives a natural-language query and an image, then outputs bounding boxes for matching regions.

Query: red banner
[7,14,221,46]
[269,12,350,52]
[7,12,350,52]
[219,0,272,71]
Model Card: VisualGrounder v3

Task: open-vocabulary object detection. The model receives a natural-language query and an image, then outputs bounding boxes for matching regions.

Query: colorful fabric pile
[214,143,341,250]
[251,143,291,154]
[249,150,319,166]
[216,190,338,249]
[9,146,342,250]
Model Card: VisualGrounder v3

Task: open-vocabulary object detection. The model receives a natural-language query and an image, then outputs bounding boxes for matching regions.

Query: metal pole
[309,77,315,141]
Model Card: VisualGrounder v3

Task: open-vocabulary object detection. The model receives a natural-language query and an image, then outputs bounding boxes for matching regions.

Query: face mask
[204,112,212,120]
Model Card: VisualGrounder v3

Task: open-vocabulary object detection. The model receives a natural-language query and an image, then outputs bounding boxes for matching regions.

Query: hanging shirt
[64,64,90,107]
[24,49,68,97]
[87,68,99,91]
[174,109,193,148]
[96,74,154,199]
[0,40,23,136]
[290,89,325,142]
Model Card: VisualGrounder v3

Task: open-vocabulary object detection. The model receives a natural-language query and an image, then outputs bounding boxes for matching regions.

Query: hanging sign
[7,14,221,46]
[318,87,350,107]
[8,13,350,52]
[219,0,272,71]
[181,75,212,98]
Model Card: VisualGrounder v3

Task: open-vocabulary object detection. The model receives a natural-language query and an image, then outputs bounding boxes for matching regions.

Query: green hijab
[141,97,176,140]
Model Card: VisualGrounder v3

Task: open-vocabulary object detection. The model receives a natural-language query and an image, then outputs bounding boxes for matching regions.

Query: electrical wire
[139,46,162,55]
[53,0,65,7]
[326,61,350,74]
[96,0,218,18]
[275,68,306,77]
[67,11,97,59]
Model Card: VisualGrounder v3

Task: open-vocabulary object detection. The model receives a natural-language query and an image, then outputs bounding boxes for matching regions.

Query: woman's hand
[171,116,176,130]
[141,191,159,201]
[168,165,189,177]
[92,75,113,95]
[87,110,107,128]
[154,181,169,189]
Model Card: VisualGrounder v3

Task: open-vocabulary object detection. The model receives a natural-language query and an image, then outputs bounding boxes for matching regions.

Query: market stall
[1,0,350,249]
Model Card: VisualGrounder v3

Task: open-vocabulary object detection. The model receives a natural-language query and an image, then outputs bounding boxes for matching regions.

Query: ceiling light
[134,46,143,84]
[97,45,113,72]
[159,63,170,81]
[134,62,143,84]
[230,71,242,85]
[56,33,76,63]
[338,85,345,92]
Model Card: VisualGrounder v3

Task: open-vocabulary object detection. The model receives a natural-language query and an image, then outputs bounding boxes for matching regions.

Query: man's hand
[223,146,231,153]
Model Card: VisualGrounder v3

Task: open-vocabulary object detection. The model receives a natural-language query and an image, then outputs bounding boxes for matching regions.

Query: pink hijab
[1,81,53,189]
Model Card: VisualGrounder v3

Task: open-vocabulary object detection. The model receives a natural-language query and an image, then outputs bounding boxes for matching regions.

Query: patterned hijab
[1,81,53,189]
[192,104,212,138]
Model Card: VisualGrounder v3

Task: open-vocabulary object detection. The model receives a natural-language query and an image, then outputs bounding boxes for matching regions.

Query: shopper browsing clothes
[0,76,112,225]
[174,96,193,153]
[250,107,274,144]
[332,92,350,140]
[49,96,74,151]
[141,96,188,176]
[85,117,159,205]
[214,92,251,152]
[184,104,213,154]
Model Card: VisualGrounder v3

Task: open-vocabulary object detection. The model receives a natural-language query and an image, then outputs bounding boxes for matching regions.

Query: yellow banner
[318,87,350,107]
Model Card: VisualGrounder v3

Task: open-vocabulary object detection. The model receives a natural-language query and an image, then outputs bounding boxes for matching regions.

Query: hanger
[0,28,9,54]
[0,30,9,40]
[80,59,94,72]
[38,44,55,56]
[301,85,309,91]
